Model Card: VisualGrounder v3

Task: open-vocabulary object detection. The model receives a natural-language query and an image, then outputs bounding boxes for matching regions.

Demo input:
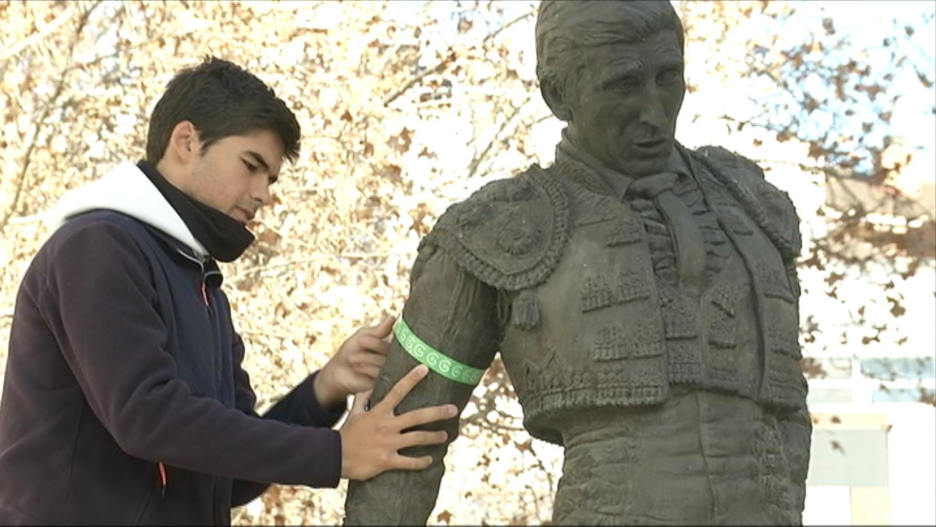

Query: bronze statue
[344,1,811,524]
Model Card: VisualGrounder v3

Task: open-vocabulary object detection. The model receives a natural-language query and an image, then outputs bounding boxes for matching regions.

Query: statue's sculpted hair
[535,0,685,115]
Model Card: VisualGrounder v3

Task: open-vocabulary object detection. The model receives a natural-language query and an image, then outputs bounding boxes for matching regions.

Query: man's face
[182,129,284,225]
[563,30,685,178]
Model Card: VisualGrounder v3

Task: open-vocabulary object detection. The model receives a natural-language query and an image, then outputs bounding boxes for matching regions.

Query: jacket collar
[48,161,210,258]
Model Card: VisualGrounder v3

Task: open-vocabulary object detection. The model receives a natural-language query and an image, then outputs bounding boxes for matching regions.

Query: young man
[0,57,455,525]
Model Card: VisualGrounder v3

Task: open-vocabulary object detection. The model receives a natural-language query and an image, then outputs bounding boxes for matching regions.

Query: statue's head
[536,0,686,178]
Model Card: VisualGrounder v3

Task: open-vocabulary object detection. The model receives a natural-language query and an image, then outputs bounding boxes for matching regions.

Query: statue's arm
[343,246,503,525]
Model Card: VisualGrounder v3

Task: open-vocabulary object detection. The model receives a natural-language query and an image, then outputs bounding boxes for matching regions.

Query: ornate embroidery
[606,217,644,246]
[694,214,720,230]
[767,358,808,394]
[580,269,652,313]
[709,314,737,349]
[615,270,652,304]
[707,352,738,372]
[594,322,665,361]
[595,383,667,406]
[662,296,698,339]
[767,323,801,358]
[710,280,748,317]
[456,200,492,229]
[646,232,672,252]
[756,261,795,303]
[701,181,736,207]
[751,419,797,522]
[668,347,706,384]
[497,215,543,256]
[581,275,614,313]
[488,177,535,202]
[701,228,728,244]
[511,290,541,330]
[720,207,754,235]
[426,166,571,291]
[694,147,800,259]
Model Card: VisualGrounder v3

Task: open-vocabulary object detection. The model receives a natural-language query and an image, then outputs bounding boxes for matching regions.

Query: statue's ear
[540,77,572,122]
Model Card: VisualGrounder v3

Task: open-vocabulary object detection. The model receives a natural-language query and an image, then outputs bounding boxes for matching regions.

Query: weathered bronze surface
[345,1,810,524]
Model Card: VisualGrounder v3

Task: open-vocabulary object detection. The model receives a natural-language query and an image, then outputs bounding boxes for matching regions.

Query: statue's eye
[613,76,640,92]
[657,69,682,85]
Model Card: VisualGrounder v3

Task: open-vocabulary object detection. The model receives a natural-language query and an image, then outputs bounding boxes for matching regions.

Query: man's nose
[252,179,271,207]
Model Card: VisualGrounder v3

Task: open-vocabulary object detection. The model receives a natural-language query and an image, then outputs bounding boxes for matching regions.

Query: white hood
[48,161,208,257]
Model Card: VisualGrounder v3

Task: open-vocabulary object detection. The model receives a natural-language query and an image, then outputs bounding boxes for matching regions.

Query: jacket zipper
[134,466,160,524]
[160,249,214,501]
[157,461,167,497]
[169,249,224,504]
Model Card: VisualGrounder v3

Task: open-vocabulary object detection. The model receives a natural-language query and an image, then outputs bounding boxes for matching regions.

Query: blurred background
[1,1,933,524]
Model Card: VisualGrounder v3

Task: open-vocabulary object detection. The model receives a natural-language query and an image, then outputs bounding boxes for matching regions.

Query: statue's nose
[639,89,668,130]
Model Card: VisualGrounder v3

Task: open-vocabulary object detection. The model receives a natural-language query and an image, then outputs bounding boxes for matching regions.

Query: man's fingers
[396,404,458,430]
[378,364,429,409]
[371,339,390,355]
[359,364,382,380]
[351,348,387,370]
[397,430,448,449]
[356,335,390,355]
[389,453,433,471]
[370,315,396,338]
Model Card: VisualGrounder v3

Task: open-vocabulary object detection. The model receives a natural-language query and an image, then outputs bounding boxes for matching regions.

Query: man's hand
[314,316,395,409]
[339,365,457,481]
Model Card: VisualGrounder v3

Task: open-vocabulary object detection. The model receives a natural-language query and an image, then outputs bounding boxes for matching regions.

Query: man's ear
[167,121,201,164]
[540,78,572,122]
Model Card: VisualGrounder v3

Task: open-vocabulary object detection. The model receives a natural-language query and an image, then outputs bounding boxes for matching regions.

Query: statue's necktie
[628,172,706,296]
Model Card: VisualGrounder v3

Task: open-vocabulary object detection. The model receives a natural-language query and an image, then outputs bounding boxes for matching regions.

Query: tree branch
[467,96,530,178]
[382,8,536,107]
[0,4,77,63]
[0,2,103,236]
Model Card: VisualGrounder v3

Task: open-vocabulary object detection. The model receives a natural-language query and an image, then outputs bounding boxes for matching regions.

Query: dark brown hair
[145,56,300,164]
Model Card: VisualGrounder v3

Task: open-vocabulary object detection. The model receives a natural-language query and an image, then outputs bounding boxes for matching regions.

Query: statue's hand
[338,365,457,481]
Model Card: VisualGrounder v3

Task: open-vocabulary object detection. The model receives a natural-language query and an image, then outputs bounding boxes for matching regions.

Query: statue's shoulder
[690,145,802,259]
[694,145,769,183]
[423,165,571,291]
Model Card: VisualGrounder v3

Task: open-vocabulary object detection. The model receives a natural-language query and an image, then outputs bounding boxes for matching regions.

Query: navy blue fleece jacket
[0,163,344,525]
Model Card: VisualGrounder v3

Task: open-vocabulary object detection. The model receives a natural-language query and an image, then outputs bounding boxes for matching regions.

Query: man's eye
[243,160,258,172]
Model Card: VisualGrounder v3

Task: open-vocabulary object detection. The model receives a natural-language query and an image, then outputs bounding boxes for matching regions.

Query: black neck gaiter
[137,161,255,262]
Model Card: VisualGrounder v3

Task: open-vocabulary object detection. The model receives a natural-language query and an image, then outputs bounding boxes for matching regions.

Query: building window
[861,357,935,381]
[871,387,927,403]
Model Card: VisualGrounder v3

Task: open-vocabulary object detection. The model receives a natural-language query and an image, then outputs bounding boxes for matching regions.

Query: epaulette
[693,146,802,260]
[422,165,571,291]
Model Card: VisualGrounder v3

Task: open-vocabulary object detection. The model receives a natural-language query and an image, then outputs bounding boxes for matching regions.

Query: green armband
[393,318,485,385]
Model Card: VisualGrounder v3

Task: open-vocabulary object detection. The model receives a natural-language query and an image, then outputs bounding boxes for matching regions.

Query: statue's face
[563,30,685,178]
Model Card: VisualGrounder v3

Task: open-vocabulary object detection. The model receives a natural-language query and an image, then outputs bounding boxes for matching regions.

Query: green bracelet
[393,318,486,385]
